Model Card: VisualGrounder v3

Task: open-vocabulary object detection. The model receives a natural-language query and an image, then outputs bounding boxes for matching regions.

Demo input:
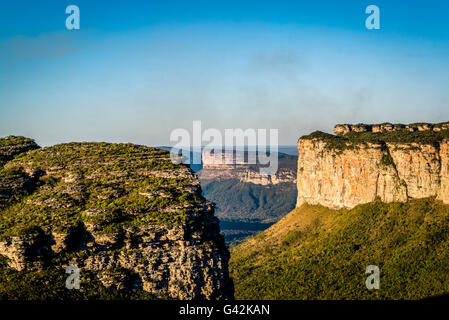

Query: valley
[197,150,298,246]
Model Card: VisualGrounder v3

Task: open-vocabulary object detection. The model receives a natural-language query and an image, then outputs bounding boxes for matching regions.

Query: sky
[1,0,449,147]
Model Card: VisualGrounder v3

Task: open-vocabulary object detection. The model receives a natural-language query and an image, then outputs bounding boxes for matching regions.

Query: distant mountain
[197,151,298,246]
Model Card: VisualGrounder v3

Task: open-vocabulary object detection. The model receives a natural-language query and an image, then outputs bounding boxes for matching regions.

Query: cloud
[0,32,78,60]
[247,49,305,81]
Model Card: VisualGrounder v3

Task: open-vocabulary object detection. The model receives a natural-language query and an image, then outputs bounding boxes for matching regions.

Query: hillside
[0,136,233,300]
[203,179,296,246]
[230,199,449,299]
[230,122,449,300]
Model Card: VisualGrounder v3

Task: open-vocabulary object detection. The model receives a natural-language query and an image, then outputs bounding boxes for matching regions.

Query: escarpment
[297,122,449,209]
[0,137,233,300]
[199,150,297,185]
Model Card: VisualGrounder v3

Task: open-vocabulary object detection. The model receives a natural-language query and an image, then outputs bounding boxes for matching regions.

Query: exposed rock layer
[199,152,297,186]
[297,123,449,209]
[0,138,233,300]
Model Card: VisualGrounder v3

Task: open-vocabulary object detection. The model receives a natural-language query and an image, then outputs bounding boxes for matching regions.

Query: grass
[0,141,203,239]
[300,126,449,152]
[230,198,449,299]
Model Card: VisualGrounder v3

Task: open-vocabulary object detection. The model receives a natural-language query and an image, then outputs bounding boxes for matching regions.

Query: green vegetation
[281,230,302,246]
[230,199,449,299]
[0,136,38,167]
[300,126,449,152]
[203,179,296,245]
[0,234,156,300]
[203,179,297,224]
[0,140,213,300]
[200,153,298,245]
[0,142,201,240]
[0,264,155,300]
[380,148,395,167]
[0,136,36,149]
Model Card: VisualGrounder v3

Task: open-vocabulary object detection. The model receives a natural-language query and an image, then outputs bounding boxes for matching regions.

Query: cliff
[199,151,297,186]
[297,122,449,209]
[198,151,297,245]
[239,169,296,185]
[0,137,233,300]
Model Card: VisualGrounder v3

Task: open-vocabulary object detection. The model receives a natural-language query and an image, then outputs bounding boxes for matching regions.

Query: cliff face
[297,123,449,209]
[0,137,233,300]
[199,152,297,186]
[239,169,296,185]
[440,142,449,204]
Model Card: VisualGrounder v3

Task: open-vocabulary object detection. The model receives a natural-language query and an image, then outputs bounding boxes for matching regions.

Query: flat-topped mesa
[334,122,449,135]
[0,137,233,300]
[297,122,449,209]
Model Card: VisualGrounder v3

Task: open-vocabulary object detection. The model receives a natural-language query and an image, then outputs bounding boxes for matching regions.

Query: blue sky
[1,0,449,146]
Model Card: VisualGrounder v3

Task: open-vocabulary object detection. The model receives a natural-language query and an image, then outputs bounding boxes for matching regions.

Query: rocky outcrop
[239,169,296,185]
[296,139,408,209]
[297,123,449,209]
[0,136,39,166]
[440,141,449,204]
[387,143,441,199]
[199,151,297,186]
[333,122,449,135]
[0,138,233,300]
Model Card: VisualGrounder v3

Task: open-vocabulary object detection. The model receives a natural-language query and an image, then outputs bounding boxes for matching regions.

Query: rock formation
[297,122,449,209]
[0,137,233,300]
[333,122,449,135]
[0,136,39,166]
[199,150,297,186]
[239,169,296,185]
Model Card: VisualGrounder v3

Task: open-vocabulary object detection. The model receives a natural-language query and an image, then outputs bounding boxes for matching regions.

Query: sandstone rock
[333,124,351,135]
[334,122,444,135]
[296,139,407,209]
[297,125,449,209]
[387,143,441,199]
[439,140,449,204]
[239,169,296,185]
[0,141,233,300]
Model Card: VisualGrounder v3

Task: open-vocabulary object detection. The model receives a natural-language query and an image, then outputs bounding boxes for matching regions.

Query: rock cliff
[199,151,297,186]
[239,169,296,185]
[0,137,233,300]
[297,122,449,209]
